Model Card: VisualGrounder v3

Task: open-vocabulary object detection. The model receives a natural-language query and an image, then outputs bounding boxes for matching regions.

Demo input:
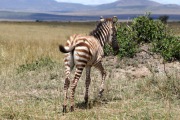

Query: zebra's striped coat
[65,34,104,66]
[59,16,119,113]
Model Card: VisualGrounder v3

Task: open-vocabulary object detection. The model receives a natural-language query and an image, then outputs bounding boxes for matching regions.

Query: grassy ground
[0,21,180,119]
[0,22,95,73]
[168,22,180,36]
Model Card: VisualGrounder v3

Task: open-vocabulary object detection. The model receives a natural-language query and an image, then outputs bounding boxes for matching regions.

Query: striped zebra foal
[59,16,119,113]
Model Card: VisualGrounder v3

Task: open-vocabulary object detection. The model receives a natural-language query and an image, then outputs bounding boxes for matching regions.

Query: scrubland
[0,21,179,119]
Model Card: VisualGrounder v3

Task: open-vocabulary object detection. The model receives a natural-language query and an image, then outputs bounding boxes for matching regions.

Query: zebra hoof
[84,97,88,105]
[98,89,104,98]
[62,105,67,114]
[70,106,74,112]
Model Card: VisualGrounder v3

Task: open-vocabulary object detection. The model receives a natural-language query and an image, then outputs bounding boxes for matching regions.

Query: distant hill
[0,0,180,21]
[99,0,161,8]
[83,0,180,15]
[0,0,180,14]
[0,0,91,12]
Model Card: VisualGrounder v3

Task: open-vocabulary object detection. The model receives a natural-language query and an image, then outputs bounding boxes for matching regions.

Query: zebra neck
[90,25,109,47]
[93,32,107,47]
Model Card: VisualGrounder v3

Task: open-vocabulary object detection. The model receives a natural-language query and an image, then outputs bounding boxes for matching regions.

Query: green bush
[104,44,113,56]
[117,24,138,58]
[132,14,167,43]
[158,15,169,24]
[113,14,180,61]
[152,36,180,61]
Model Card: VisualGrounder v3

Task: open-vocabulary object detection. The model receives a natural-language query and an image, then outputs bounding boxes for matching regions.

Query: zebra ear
[100,16,104,22]
[112,16,118,23]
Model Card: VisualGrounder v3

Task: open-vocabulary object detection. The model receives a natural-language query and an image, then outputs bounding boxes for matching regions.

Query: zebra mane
[89,23,102,36]
[89,18,112,36]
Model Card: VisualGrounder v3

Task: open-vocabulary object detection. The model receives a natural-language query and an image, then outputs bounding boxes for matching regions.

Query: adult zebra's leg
[70,65,84,111]
[84,66,91,104]
[94,62,106,97]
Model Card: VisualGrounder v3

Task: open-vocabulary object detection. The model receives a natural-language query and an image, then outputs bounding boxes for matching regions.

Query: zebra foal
[59,16,119,112]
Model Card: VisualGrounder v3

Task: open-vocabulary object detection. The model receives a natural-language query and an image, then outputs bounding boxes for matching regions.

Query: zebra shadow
[75,97,110,110]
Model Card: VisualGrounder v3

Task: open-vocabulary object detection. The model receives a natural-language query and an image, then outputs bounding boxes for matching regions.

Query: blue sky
[55,0,180,5]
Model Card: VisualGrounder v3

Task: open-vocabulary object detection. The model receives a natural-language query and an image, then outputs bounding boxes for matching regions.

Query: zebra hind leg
[63,77,70,113]
[94,62,106,97]
[62,55,72,113]
[84,66,91,105]
[70,66,84,112]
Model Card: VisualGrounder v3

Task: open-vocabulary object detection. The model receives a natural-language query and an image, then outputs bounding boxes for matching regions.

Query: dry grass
[168,22,180,36]
[0,21,180,119]
[0,22,94,74]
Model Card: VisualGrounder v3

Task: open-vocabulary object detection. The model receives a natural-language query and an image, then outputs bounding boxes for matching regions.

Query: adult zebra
[59,16,119,113]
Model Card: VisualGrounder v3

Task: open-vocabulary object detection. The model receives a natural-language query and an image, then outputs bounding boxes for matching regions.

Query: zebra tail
[59,45,75,53]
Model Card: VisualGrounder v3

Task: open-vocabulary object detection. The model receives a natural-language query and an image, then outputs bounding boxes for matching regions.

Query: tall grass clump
[16,57,56,74]
[137,76,180,100]
[112,14,180,61]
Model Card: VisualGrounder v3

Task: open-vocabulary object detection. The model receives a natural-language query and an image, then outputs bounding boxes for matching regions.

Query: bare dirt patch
[104,44,180,80]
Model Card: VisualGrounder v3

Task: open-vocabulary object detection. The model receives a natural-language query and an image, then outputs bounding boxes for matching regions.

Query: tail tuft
[59,45,68,53]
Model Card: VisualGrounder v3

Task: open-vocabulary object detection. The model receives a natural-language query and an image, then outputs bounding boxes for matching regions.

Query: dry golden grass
[0,22,95,74]
[168,22,180,36]
[0,21,94,119]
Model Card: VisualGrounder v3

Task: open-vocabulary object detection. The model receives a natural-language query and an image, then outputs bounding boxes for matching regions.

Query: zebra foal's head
[93,16,119,54]
[111,16,119,55]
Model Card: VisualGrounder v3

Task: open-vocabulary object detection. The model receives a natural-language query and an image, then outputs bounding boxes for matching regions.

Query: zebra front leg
[84,66,91,105]
[94,62,106,97]
[70,66,84,112]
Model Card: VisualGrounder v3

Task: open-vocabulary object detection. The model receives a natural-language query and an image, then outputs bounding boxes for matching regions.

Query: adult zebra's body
[59,16,119,112]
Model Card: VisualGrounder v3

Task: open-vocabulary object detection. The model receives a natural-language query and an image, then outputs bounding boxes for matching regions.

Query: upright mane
[89,22,102,36]
[89,18,112,36]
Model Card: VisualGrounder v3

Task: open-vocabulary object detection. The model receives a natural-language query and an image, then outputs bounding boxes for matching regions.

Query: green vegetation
[114,14,180,61]
[104,44,113,56]
[116,23,138,58]
[16,57,57,73]
[158,15,169,24]
[132,15,166,43]
[152,36,180,61]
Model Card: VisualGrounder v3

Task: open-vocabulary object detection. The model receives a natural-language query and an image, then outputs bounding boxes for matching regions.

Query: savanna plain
[0,21,180,119]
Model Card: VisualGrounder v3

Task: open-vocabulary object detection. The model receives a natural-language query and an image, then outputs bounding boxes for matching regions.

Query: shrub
[114,14,180,61]
[104,44,113,56]
[158,15,169,24]
[152,36,180,61]
[132,14,167,43]
[117,24,138,58]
